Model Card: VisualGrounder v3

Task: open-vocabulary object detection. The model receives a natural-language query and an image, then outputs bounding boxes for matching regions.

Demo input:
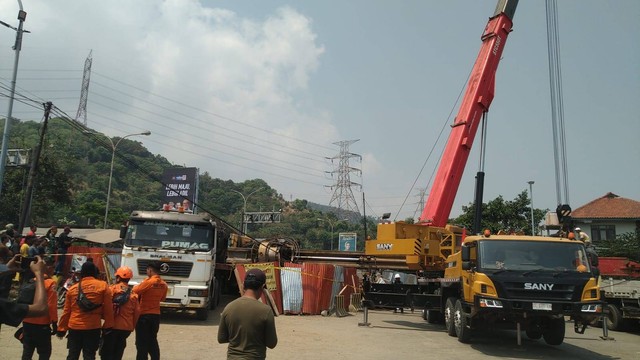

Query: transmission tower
[327,139,361,217]
[413,187,427,220]
[75,50,92,126]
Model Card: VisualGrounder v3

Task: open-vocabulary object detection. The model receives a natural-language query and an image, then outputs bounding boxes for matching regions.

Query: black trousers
[66,328,101,360]
[22,322,52,360]
[99,329,131,360]
[135,314,160,360]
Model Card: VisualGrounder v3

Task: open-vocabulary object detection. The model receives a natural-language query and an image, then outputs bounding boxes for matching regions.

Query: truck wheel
[525,327,542,340]
[445,297,457,336]
[196,308,209,321]
[454,300,472,343]
[542,318,565,345]
[606,304,625,331]
[425,310,442,324]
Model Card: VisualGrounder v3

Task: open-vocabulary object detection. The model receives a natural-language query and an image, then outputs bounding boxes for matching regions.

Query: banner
[338,232,357,252]
[160,167,199,213]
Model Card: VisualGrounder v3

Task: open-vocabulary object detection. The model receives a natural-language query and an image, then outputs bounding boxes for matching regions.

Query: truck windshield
[478,240,591,273]
[125,220,213,251]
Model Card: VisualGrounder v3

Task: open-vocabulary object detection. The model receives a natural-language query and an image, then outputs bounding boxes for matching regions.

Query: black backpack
[77,278,102,312]
[112,286,131,306]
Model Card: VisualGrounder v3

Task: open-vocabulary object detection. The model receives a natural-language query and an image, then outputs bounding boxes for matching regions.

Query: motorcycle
[57,269,80,309]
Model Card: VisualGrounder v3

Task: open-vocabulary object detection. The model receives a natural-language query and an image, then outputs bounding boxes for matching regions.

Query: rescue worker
[133,261,167,360]
[57,261,114,360]
[100,266,140,360]
[19,266,58,360]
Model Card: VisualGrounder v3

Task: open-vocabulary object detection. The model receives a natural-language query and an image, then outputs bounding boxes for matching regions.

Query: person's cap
[574,227,581,231]
[63,226,72,232]
[394,273,401,279]
[80,261,98,277]
[5,223,13,229]
[244,268,267,287]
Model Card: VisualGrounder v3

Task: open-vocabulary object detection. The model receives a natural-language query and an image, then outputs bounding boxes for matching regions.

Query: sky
[0,0,638,222]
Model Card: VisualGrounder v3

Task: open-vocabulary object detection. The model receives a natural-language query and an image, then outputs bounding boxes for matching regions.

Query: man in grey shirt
[218,268,278,359]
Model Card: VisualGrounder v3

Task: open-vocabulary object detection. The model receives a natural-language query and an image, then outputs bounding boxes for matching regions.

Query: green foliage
[450,190,547,235]
[596,232,640,261]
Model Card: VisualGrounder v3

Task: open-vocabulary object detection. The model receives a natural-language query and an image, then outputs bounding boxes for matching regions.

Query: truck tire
[196,308,209,321]
[542,318,565,345]
[445,297,457,336]
[454,300,472,343]
[606,304,626,331]
[525,327,542,340]
[424,310,442,324]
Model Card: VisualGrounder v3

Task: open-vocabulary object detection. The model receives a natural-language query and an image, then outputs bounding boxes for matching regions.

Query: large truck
[598,257,640,331]
[364,0,602,345]
[119,210,236,320]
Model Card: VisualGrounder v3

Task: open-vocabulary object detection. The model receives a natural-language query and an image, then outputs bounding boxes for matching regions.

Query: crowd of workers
[0,223,170,360]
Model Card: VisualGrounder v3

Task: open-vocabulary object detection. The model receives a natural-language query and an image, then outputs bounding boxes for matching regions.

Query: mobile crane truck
[364,0,602,345]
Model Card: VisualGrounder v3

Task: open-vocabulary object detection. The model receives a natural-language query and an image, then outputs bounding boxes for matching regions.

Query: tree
[597,232,640,261]
[450,191,547,235]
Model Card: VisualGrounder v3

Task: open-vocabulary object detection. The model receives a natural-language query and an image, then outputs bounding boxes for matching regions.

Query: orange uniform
[133,274,167,315]
[58,276,114,331]
[23,277,58,325]
[110,282,140,331]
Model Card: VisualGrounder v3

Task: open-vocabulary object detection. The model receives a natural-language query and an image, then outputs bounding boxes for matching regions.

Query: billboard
[161,167,199,213]
[338,232,357,252]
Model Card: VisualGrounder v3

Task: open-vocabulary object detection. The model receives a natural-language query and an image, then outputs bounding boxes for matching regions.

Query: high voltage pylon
[75,50,92,126]
[413,187,427,220]
[326,139,361,217]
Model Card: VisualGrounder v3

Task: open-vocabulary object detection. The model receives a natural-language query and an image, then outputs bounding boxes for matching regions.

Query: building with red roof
[572,192,640,242]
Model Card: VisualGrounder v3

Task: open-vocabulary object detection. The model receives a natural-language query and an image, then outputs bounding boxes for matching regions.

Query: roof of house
[572,192,640,219]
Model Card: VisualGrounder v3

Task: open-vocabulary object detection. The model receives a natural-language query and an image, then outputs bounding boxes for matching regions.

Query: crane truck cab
[441,234,602,344]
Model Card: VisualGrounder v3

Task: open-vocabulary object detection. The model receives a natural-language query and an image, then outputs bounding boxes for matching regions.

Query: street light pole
[231,187,263,233]
[102,131,150,228]
[0,2,28,197]
[316,218,348,251]
[528,180,535,235]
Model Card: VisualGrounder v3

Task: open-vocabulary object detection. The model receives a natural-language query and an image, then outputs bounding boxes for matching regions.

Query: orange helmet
[115,266,133,280]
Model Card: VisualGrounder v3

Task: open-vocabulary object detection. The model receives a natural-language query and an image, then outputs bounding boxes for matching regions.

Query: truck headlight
[188,289,209,297]
[581,304,602,313]
[479,298,503,308]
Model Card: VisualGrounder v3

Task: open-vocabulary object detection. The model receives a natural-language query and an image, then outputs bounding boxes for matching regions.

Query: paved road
[1,297,638,359]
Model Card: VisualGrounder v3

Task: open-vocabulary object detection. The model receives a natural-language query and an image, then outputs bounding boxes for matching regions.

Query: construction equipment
[364,0,603,345]
[597,257,640,331]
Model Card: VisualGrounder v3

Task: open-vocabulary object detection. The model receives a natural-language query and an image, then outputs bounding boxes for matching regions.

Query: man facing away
[100,266,140,360]
[19,265,58,360]
[133,261,167,360]
[57,261,114,360]
[218,268,278,360]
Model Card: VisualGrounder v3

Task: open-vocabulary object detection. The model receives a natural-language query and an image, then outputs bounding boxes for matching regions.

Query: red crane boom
[420,0,518,227]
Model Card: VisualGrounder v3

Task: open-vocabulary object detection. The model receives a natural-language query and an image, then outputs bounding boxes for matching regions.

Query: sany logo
[524,283,554,291]
[376,243,393,251]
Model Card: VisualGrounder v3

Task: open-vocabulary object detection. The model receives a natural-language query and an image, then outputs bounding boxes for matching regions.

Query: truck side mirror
[461,245,470,262]
[119,225,128,239]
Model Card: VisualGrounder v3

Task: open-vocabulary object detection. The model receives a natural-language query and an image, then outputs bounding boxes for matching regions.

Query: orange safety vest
[110,282,140,331]
[58,276,114,331]
[133,275,167,315]
[23,277,58,325]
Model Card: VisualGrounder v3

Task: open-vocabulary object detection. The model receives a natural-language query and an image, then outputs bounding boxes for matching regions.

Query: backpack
[77,278,102,312]
[113,286,131,306]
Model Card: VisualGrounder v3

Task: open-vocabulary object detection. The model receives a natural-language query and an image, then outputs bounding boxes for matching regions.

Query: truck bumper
[473,296,604,321]
[161,284,209,310]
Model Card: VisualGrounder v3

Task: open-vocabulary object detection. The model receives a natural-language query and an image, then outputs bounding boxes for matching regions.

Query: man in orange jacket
[100,266,140,360]
[133,261,167,360]
[57,261,114,360]
[20,267,58,360]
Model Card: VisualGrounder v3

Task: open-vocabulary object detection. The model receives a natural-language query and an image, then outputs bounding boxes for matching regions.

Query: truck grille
[503,282,576,301]
[137,259,193,278]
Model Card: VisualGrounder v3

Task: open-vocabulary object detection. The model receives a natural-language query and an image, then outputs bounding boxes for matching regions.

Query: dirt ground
[1,296,639,359]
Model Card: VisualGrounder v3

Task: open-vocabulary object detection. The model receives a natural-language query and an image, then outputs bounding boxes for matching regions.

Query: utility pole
[327,139,361,218]
[528,180,535,235]
[19,102,52,232]
[0,2,28,197]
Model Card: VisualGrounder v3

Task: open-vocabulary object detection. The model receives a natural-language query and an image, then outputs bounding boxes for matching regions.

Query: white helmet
[394,273,401,279]
[575,227,581,231]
